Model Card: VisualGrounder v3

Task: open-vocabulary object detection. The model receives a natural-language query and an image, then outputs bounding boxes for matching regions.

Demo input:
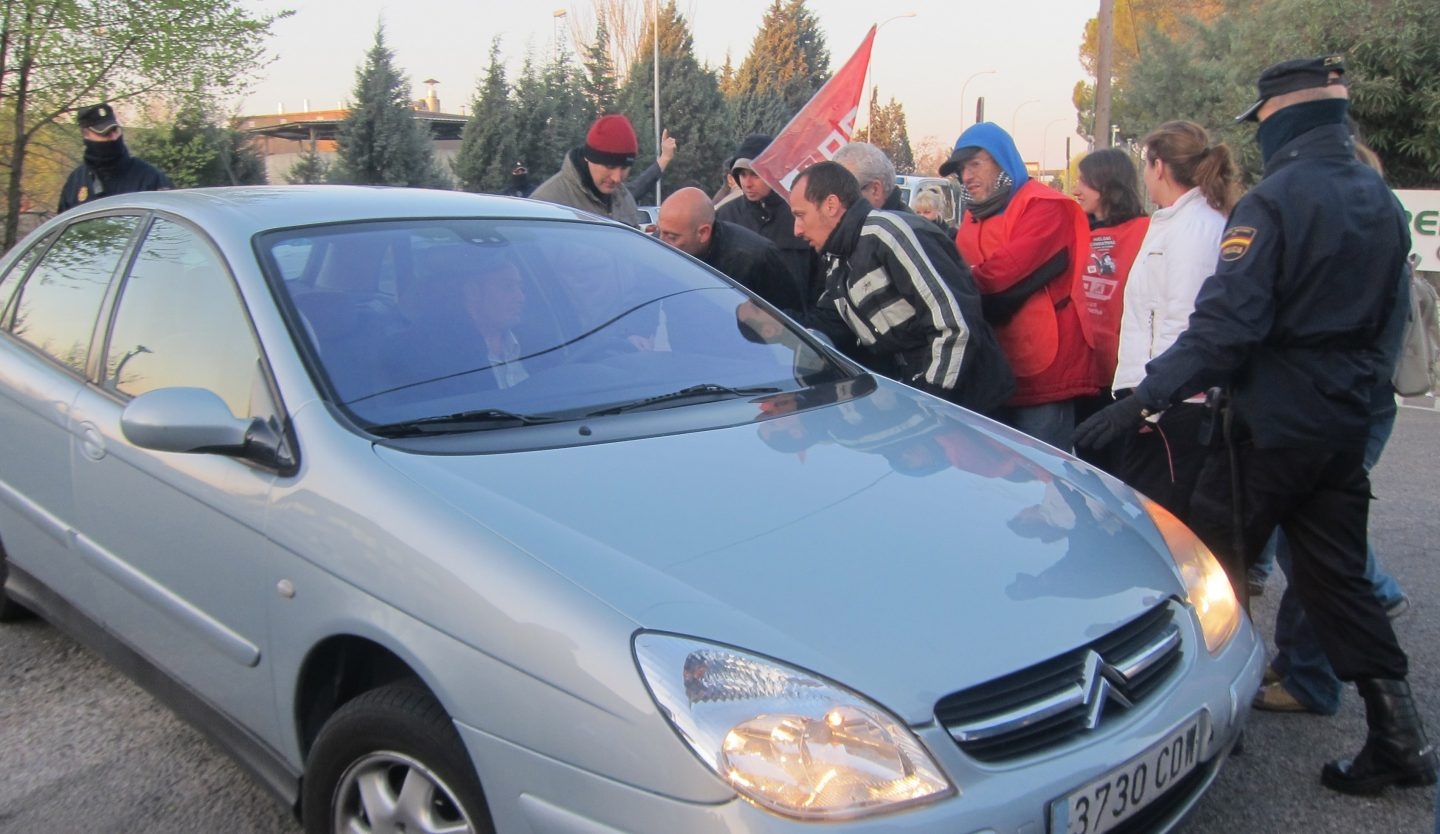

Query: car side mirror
[121,387,289,468]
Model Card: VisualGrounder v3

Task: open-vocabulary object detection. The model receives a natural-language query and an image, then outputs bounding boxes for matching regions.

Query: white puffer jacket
[1112,187,1227,391]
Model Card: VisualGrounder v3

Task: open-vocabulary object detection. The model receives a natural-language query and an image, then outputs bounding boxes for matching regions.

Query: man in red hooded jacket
[940,122,1100,450]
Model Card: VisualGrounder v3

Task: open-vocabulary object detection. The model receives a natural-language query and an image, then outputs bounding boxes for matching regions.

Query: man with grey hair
[832,141,907,212]
[1074,55,1436,796]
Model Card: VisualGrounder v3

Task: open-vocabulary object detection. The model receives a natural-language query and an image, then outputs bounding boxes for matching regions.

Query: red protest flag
[750,26,876,202]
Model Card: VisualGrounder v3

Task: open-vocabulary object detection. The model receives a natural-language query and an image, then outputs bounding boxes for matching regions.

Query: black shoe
[1321,678,1439,795]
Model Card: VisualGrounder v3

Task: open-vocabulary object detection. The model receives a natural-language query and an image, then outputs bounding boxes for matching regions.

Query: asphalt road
[2,407,1438,833]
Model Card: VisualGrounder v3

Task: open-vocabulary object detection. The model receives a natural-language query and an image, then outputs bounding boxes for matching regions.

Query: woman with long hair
[1107,120,1239,519]
[1072,148,1149,437]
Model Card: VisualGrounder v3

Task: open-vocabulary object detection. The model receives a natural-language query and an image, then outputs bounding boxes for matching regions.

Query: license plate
[1050,713,1207,834]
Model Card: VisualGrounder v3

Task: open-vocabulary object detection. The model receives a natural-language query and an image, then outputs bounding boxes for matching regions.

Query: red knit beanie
[583,114,638,168]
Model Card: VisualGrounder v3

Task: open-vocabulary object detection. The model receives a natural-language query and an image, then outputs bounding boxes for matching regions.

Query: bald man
[658,186,804,314]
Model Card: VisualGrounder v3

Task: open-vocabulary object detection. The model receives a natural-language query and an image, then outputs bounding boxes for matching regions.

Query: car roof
[76,185,603,237]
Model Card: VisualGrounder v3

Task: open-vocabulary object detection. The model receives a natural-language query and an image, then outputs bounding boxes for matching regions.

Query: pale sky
[238,0,1100,171]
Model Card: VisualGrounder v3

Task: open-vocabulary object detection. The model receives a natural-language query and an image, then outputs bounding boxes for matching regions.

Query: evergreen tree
[332,23,449,188]
[510,47,590,186]
[728,0,831,140]
[718,53,736,99]
[510,57,551,180]
[857,91,915,175]
[539,48,592,174]
[285,146,331,184]
[581,15,621,119]
[617,1,731,198]
[453,39,519,192]
[130,94,267,188]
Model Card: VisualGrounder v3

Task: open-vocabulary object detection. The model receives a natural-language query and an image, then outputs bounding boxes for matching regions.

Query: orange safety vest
[957,182,1094,389]
[1081,215,1150,385]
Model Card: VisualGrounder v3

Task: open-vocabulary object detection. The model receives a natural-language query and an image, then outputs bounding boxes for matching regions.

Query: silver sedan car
[0,186,1263,834]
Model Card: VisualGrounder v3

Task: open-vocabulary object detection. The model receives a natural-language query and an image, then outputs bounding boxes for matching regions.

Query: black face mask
[83,136,126,169]
[1255,98,1349,163]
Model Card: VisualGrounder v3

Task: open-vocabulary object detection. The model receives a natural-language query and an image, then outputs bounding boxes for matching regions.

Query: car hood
[372,384,1188,721]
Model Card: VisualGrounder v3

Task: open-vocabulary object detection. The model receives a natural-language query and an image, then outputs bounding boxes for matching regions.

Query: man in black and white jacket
[782,160,1013,417]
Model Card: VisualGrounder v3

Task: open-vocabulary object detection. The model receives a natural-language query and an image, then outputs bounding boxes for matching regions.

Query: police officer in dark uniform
[58,102,172,213]
[1074,55,1437,796]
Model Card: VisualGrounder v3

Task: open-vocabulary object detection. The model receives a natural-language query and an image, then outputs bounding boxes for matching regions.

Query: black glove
[1072,394,1150,450]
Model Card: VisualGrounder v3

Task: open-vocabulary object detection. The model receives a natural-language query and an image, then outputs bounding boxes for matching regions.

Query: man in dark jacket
[783,160,1013,416]
[1074,55,1437,795]
[716,134,820,311]
[58,102,171,213]
[657,187,804,314]
[531,113,643,227]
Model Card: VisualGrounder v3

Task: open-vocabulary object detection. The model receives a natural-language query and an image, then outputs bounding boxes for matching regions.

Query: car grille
[935,602,1184,763]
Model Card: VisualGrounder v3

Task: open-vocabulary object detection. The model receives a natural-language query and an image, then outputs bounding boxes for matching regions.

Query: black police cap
[77,102,120,133]
[1235,55,1347,122]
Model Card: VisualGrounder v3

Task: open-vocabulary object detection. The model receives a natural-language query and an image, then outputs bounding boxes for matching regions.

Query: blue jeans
[999,400,1076,452]
[1270,411,1404,712]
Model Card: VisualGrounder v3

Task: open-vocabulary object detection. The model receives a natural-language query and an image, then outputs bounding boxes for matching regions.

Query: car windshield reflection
[258,219,849,432]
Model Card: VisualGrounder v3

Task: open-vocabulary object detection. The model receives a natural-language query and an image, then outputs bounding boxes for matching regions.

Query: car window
[9,215,140,375]
[257,218,851,430]
[103,217,265,419]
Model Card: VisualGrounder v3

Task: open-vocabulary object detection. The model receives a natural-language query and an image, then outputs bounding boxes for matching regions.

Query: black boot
[1321,678,1439,795]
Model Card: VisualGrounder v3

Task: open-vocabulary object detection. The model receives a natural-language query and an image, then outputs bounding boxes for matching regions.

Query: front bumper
[457,623,1265,834]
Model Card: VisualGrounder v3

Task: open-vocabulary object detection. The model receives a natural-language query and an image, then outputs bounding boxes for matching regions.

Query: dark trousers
[1186,442,1408,682]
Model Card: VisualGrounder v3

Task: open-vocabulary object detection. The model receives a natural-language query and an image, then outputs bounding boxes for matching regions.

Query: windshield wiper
[586,384,782,417]
[368,408,565,437]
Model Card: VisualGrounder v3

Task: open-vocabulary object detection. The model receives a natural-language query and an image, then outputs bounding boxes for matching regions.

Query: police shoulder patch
[1219,226,1256,261]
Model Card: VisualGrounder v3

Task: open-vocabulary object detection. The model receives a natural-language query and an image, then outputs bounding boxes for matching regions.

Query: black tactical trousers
[1186,441,1408,682]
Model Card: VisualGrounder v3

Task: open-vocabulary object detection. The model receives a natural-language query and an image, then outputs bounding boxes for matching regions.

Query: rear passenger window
[104,218,263,418]
[10,215,139,374]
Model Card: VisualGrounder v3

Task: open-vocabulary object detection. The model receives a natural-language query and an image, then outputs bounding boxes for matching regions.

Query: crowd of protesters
[532,53,1436,803]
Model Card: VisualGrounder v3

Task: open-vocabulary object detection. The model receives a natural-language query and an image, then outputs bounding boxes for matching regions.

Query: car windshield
[257,218,850,431]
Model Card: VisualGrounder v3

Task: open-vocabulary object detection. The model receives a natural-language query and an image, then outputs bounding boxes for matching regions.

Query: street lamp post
[959,69,997,128]
[862,12,916,134]
[551,9,568,63]
[1042,117,1071,178]
[1010,99,1040,136]
[652,0,661,205]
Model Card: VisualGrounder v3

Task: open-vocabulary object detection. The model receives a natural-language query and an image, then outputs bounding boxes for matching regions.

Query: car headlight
[634,632,954,820]
[1140,496,1240,652]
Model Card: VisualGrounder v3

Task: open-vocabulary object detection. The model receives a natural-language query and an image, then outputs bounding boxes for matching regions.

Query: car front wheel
[302,681,494,834]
